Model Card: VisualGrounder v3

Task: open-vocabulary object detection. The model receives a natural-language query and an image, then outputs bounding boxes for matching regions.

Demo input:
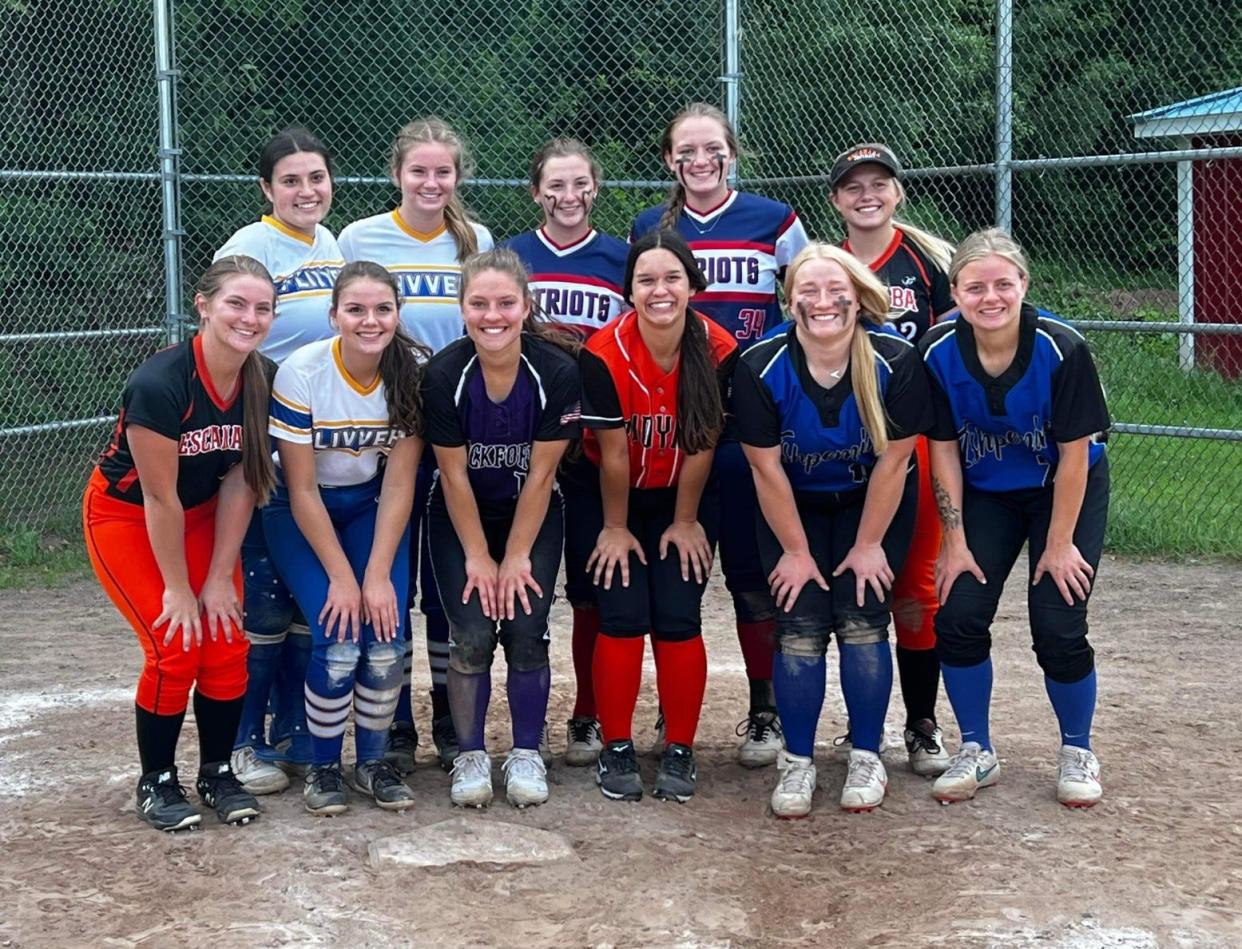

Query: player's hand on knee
[498,553,542,621]
[320,574,363,643]
[768,550,829,613]
[659,519,711,584]
[463,553,500,621]
[588,526,645,591]
[935,539,987,605]
[833,543,893,608]
[198,572,242,644]
[1032,541,1094,606]
[361,570,399,642]
[156,584,203,652]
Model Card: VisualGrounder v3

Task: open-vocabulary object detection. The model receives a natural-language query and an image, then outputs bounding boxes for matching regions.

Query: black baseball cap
[828,143,902,190]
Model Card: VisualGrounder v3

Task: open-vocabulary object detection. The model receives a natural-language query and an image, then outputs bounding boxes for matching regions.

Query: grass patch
[0,526,91,589]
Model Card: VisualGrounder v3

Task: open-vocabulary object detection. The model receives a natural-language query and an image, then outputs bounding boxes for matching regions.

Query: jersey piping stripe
[272,390,311,413]
[453,354,479,405]
[922,329,958,360]
[332,338,382,396]
[536,228,597,255]
[868,328,915,349]
[1035,328,1065,361]
[519,353,548,409]
[389,210,448,243]
[689,239,778,253]
[759,343,788,379]
[900,240,933,289]
[261,214,314,246]
[695,290,772,304]
[192,335,239,411]
[270,417,311,438]
[1038,315,1086,341]
[270,400,312,430]
[528,271,624,294]
[683,190,738,221]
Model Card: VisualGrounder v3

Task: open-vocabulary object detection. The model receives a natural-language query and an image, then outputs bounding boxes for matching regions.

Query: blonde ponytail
[850,328,889,456]
[894,220,954,274]
[390,116,480,263]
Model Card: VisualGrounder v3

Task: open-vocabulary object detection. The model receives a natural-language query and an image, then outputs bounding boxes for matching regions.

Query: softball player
[215,127,344,793]
[502,138,627,766]
[83,256,276,832]
[827,142,957,776]
[578,229,738,803]
[733,244,932,816]
[262,261,424,815]
[920,228,1110,808]
[338,117,495,772]
[631,103,809,768]
[422,248,581,808]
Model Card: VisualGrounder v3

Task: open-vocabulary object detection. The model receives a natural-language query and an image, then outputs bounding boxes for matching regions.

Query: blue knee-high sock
[353,641,404,764]
[427,611,451,719]
[304,647,357,767]
[941,658,993,751]
[773,652,826,758]
[508,666,551,750]
[447,668,491,753]
[838,641,893,754]
[270,625,311,745]
[1045,669,1096,750]
[235,634,283,749]
[395,636,415,724]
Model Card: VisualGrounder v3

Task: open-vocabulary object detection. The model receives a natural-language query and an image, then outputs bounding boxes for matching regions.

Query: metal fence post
[1175,139,1196,370]
[994,0,1013,231]
[154,0,184,344]
[723,0,742,185]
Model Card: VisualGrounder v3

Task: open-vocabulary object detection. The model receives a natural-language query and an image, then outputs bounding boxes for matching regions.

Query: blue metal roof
[1130,87,1242,138]
[1130,87,1242,122]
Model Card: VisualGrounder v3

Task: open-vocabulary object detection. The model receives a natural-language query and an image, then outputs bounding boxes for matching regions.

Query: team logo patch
[849,147,884,163]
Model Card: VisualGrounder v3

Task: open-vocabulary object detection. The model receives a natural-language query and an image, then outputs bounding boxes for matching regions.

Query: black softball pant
[754,469,918,655]
[565,477,719,642]
[426,487,563,675]
[934,455,1110,683]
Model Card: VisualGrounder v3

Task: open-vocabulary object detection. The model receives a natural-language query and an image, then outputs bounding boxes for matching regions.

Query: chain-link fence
[3,0,1240,558]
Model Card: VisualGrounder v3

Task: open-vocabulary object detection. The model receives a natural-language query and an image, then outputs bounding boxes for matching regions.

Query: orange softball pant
[82,470,248,716]
[890,437,940,651]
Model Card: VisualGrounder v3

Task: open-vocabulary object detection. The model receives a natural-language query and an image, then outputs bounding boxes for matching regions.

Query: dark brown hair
[258,127,334,184]
[331,261,427,435]
[623,230,722,453]
[195,256,277,505]
[528,137,602,191]
[658,102,739,233]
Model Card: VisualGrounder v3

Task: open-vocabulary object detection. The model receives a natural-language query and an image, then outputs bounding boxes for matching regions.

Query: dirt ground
[1,555,1240,949]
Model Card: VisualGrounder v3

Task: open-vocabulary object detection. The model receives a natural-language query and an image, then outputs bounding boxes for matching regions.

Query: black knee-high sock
[896,645,941,727]
[193,692,245,766]
[135,704,185,776]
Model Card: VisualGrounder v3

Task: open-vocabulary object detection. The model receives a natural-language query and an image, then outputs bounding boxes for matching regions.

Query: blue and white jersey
[502,228,627,340]
[268,337,406,487]
[631,190,808,349]
[919,304,1110,492]
[337,210,494,355]
[732,324,933,494]
[214,216,343,364]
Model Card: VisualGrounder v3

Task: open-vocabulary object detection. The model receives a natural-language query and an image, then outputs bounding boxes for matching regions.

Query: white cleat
[502,748,549,808]
[840,749,887,812]
[1056,745,1102,808]
[450,750,494,808]
[737,711,784,769]
[230,745,290,795]
[769,750,817,819]
[565,717,603,766]
[932,741,1000,803]
[904,719,952,777]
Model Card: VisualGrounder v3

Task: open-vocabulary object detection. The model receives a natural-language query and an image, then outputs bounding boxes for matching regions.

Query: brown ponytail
[194,256,277,504]
[390,116,480,262]
[658,102,739,232]
[332,260,429,435]
[622,230,721,452]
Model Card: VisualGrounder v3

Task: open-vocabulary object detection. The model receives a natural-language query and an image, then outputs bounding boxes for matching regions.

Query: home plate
[368,817,578,869]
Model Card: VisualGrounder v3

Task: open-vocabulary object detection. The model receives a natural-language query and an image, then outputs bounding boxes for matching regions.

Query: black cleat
[653,743,697,803]
[596,740,643,802]
[304,763,350,816]
[432,714,460,772]
[351,758,415,811]
[136,767,202,832]
[384,721,419,775]
[196,761,260,825]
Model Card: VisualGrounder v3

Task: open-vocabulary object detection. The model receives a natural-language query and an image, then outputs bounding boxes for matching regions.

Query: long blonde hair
[783,243,894,454]
[390,116,480,262]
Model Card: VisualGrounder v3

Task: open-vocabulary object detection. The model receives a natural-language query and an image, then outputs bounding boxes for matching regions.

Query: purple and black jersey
[422,333,581,517]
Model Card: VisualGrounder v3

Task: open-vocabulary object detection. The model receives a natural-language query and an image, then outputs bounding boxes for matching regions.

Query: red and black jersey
[843,227,953,344]
[96,335,246,508]
[580,310,738,489]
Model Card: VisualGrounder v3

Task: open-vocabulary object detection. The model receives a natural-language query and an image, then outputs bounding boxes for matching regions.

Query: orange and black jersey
[843,228,953,344]
[579,311,738,489]
[96,335,254,508]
